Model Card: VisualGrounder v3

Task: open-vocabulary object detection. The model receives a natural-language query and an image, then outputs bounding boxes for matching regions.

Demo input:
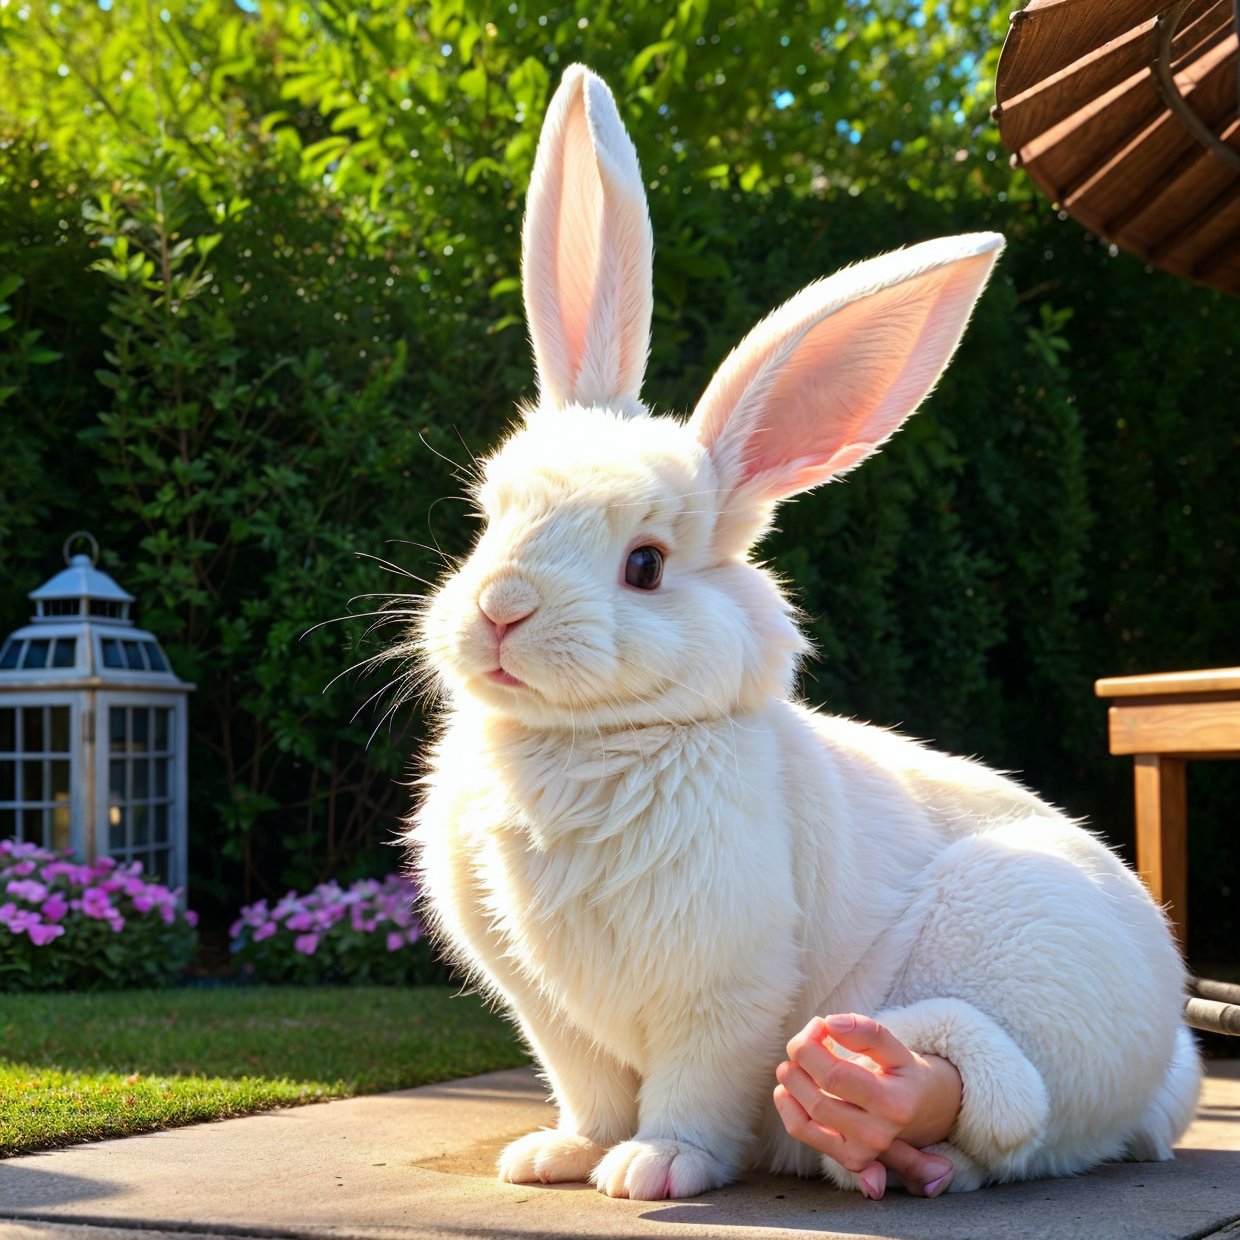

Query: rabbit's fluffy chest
[420,712,799,1069]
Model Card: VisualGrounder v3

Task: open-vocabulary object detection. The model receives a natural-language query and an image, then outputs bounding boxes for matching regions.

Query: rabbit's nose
[478,577,540,641]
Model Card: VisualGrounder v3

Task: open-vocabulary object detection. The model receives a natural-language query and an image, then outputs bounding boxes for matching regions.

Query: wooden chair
[1095,667,1240,1035]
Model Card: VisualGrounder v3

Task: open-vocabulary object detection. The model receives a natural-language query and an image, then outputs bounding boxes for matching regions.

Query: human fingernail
[924,1171,953,1197]
[825,1014,856,1033]
[858,1167,884,1199]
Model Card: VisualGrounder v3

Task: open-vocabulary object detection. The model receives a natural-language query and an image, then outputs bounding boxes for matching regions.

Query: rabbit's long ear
[522,65,654,412]
[689,233,1004,550]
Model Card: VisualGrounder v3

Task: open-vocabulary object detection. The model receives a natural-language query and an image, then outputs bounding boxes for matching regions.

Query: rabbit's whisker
[353,550,439,590]
[302,608,424,639]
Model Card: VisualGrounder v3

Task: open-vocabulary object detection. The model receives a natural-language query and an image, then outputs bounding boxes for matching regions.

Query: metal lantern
[0,533,194,889]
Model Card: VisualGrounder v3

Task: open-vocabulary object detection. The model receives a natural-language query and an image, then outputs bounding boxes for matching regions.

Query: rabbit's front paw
[498,1129,607,1184]
[591,1138,730,1200]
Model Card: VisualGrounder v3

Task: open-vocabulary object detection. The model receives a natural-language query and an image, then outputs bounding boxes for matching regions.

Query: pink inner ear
[556,96,605,387]
[725,252,994,500]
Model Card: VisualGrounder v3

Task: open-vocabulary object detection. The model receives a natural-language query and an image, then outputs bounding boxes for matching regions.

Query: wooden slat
[996,20,1158,151]
[995,0,1240,295]
[1065,93,1240,241]
[1196,232,1240,289]
[996,0,1174,99]
[1169,0,1237,72]
[1158,179,1240,272]
[1065,111,1201,232]
[1195,978,1240,1004]
[1096,666,1240,697]
[1020,33,1240,205]
[1133,754,1188,946]
[1016,67,1161,199]
[1184,995,1240,1034]
[1120,125,1240,253]
[1108,700,1240,754]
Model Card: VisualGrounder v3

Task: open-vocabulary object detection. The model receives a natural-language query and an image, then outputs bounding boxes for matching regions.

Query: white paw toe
[498,1129,606,1184]
[591,1138,729,1200]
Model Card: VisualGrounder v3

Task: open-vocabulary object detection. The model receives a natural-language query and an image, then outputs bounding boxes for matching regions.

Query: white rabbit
[406,64,1200,1201]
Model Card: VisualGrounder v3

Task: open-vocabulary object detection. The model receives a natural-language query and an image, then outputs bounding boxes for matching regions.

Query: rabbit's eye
[625,546,664,590]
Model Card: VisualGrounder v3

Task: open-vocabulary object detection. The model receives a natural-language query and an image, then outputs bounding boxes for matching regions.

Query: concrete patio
[2,1059,1238,1240]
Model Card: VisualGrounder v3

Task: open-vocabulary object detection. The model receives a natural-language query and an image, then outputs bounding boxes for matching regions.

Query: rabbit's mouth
[485,667,527,689]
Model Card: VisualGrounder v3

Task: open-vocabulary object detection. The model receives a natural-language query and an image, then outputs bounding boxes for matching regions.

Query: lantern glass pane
[50,708,69,753]
[109,808,125,852]
[23,640,49,669]
[51,759,69,800]
[103,704,180,877]
[0,808,14,836]
[21,806,43,843]
[0,759,13,802]
[123,641,145,670]
[102,639,124,669]
[146,643,168,672]
[52,639,76,669]
[0,641,20,669]
[0,708,14,753]
[23,761,43,802]
[23,709,43,753]
[148,849,169,883]
[52,806,70,852]
[132,804,149,847]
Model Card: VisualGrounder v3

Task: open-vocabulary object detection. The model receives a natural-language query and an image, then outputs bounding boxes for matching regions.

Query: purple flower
[185,910,199,927]
[238,900,270,928]
[386,931,404,952]
[253,921,277,941]
[41,894,68,922]
[5,908,40,935]
[6,879,48,903]
[271,893,303,921]
[293,933,320,955]
[286,911,313,932]
[10,859,36,877]
[81,886,116,919]
[27,922,64,946]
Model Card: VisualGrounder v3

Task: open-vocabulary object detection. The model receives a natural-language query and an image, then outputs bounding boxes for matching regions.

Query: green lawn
[0,985,528,1157]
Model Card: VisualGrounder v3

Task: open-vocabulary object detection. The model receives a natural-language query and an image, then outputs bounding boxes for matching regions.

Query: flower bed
[0,840,198,991]
[229,874,444,985]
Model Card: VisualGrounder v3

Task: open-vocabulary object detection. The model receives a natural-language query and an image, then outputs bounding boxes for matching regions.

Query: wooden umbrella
[993,0,1240,294]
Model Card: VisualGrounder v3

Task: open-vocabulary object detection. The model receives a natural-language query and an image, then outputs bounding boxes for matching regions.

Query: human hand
[773,1012,962,1199]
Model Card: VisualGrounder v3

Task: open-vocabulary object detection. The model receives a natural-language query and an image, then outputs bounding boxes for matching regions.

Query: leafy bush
[0,2,1236,957]
[0,841,198,991]
[229,874,442,985]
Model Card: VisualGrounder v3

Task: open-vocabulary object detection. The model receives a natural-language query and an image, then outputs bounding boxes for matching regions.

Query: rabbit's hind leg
[871,817,1194,1187]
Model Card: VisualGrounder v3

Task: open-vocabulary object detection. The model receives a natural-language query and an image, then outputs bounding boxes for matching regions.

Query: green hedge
[1,2,1236,957]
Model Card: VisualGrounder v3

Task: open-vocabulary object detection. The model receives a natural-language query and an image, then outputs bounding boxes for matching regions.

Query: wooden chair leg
[1133,754,1188,950]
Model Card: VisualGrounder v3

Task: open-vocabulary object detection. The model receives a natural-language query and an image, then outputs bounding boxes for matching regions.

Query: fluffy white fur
[405,65,1200,1202]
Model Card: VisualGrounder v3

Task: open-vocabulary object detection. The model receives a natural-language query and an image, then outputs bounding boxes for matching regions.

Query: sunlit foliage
[1,1,1236,954]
